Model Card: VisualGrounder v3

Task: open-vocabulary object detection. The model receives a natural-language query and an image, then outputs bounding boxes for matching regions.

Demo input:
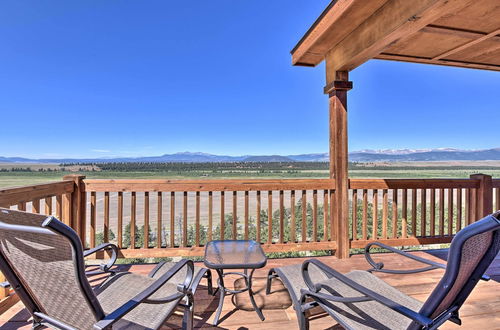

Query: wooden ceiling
[292,0,500,73]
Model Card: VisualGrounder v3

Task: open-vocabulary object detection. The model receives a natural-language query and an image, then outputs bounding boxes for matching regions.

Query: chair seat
[150,262,204,288]
[316,270,423,330]
[96,272,181,330]
[273,263,330,301]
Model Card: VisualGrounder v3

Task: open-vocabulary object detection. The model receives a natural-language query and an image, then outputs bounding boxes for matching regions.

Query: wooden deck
[1,250,499,329]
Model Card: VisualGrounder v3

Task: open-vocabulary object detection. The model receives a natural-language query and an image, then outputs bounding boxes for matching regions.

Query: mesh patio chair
[0,208,211,330]
[266,212,500,330]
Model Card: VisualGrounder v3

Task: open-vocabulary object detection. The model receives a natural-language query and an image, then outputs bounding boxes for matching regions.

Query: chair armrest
[364,242,446,274]
[301,259,433,327]
[93,259,194,330]
[84,243,118,275]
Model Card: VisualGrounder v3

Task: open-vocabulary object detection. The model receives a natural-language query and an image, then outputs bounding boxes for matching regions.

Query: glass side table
[204,240,267,326]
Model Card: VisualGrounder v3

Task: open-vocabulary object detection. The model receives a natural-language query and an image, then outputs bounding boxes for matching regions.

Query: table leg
[247,268,265,321]
[213,269,225,326]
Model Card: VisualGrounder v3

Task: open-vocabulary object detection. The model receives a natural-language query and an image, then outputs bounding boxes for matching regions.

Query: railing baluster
[439,188,445,236]
[183,191,188,247]
[232,191,237,239]
[131,191,136,249]
[45,197,52,215]
[312,190,317,242]
[362,189,367,240]
[352,189,357,241]
[208,191,213,242]
[104,192,110,243]
[496,188,500,212]
[280,190,285,243]
[268,190,273,244]
[244,191,249,240]
[430,189,436,236]
[330,189,335,241]
[456,188,462,232]
[157,192,162,248]
[421,189,426,237]
[411,189,417,237]
[144,192,149,248]
[117,192,123,248]
[382,189,388,239]
[195,191,200,246]
[170,192,175,247]
[32,198,40,214]
[90,192,96,248]
[18,201,26,211]
[469,188,476,224]
[291,190,296,242]
[256,191,261,243]
[323,190,329,241]
[220,191,225,240]
[402,189,407,238]
[392,189,398,238]
[465,188,470,226]
[301,190,307,242]
[56,195,62,219]
[372,189,378,240]
[448,188,453,235]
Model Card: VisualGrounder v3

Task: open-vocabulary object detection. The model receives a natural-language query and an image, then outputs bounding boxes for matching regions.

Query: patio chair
[0,208,210,330]
[266,212,500,330]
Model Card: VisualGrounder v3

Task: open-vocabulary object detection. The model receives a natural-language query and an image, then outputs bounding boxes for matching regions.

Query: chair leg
[182,294,194,330]
[31,319,44,330]
[205,270,214,296]
[297,311,309,330]
[266,269,277,294]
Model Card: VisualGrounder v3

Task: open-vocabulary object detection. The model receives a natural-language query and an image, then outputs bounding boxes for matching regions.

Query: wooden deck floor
[1,250,499,329]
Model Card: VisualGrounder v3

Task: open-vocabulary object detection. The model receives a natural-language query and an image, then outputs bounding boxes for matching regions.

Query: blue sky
[1,0,499,158]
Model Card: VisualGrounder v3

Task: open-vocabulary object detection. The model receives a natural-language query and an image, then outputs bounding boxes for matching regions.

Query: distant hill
[1,148,499,163]
[243,155,295,162]
[349,148,500,162]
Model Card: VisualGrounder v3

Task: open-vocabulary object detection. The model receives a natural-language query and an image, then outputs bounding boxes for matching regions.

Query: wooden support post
[326,71,352,259]
[470,174,493,219]
[63,175,86,246]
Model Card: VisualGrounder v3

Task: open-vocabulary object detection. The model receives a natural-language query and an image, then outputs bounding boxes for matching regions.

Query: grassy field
[0,161,499,188]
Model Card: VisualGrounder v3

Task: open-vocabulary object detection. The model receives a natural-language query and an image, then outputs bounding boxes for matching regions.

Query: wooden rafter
[422,25,500,43]
[432,27,500,60]
[376,53,500,72]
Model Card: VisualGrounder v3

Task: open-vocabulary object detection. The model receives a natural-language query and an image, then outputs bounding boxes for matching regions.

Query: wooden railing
[0,175,498,261]
[82,179,338,257]
[348,178,482,248]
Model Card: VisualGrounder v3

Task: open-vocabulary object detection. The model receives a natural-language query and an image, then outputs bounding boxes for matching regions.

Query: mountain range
[1,148,500,163]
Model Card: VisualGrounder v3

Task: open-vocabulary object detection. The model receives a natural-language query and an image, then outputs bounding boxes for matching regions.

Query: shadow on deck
[1,249,499,329]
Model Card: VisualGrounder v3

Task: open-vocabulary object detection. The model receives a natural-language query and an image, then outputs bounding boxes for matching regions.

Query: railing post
[470,174,493,219]
[325,71,352,259]
[63,175,86,246]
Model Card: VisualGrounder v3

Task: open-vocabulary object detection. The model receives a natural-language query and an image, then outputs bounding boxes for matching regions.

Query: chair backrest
[0,208,105,329]
[408,211,500,329]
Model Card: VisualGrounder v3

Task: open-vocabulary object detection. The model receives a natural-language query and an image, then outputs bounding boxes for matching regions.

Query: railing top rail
[349,178,480,189]
[0,181,74,206]
[83,178,336,192]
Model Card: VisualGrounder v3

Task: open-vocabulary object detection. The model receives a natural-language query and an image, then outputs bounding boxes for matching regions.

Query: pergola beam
[325,0,475,83]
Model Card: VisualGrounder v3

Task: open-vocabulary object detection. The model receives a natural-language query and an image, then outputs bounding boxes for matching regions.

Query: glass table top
[204,240,267,269]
